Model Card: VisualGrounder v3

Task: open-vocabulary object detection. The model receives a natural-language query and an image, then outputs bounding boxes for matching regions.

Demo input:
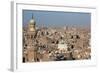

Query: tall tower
[23,14,37,62]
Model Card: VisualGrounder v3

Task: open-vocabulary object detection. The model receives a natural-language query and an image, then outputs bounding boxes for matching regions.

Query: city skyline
[23,10,91,28]
[22,10,91,62]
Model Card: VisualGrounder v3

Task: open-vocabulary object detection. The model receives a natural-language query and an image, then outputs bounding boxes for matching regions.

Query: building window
[23,57,25,63]
[71,45,74,49]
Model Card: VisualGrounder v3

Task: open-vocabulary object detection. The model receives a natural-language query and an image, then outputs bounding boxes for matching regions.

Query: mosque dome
[28,15,36,32]
[29,18,35,25]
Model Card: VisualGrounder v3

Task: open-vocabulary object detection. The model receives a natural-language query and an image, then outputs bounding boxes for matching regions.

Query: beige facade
[23,17,37,62]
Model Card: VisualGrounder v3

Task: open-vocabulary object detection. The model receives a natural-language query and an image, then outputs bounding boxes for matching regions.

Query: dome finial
[32,13,34,19]
[29,13,36,24]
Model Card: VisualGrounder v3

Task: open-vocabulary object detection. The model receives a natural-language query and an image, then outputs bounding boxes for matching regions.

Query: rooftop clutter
[23,17,91,62]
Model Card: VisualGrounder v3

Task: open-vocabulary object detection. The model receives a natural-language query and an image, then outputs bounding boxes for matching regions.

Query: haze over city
[23,10,91,28]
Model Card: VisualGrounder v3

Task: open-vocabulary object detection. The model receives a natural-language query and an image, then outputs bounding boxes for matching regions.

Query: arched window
[23,57,25,63]
[71,45,74,49]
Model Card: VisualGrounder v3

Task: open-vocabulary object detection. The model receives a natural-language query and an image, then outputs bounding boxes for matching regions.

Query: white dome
[29,19,35,24]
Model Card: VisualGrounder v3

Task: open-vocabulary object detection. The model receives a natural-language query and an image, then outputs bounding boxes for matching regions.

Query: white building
[57,40,68,51]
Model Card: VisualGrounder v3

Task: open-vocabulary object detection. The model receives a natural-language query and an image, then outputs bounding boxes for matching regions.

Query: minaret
[24,14,37,62]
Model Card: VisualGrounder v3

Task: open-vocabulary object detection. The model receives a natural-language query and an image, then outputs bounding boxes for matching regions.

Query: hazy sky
[23,10,91,27]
